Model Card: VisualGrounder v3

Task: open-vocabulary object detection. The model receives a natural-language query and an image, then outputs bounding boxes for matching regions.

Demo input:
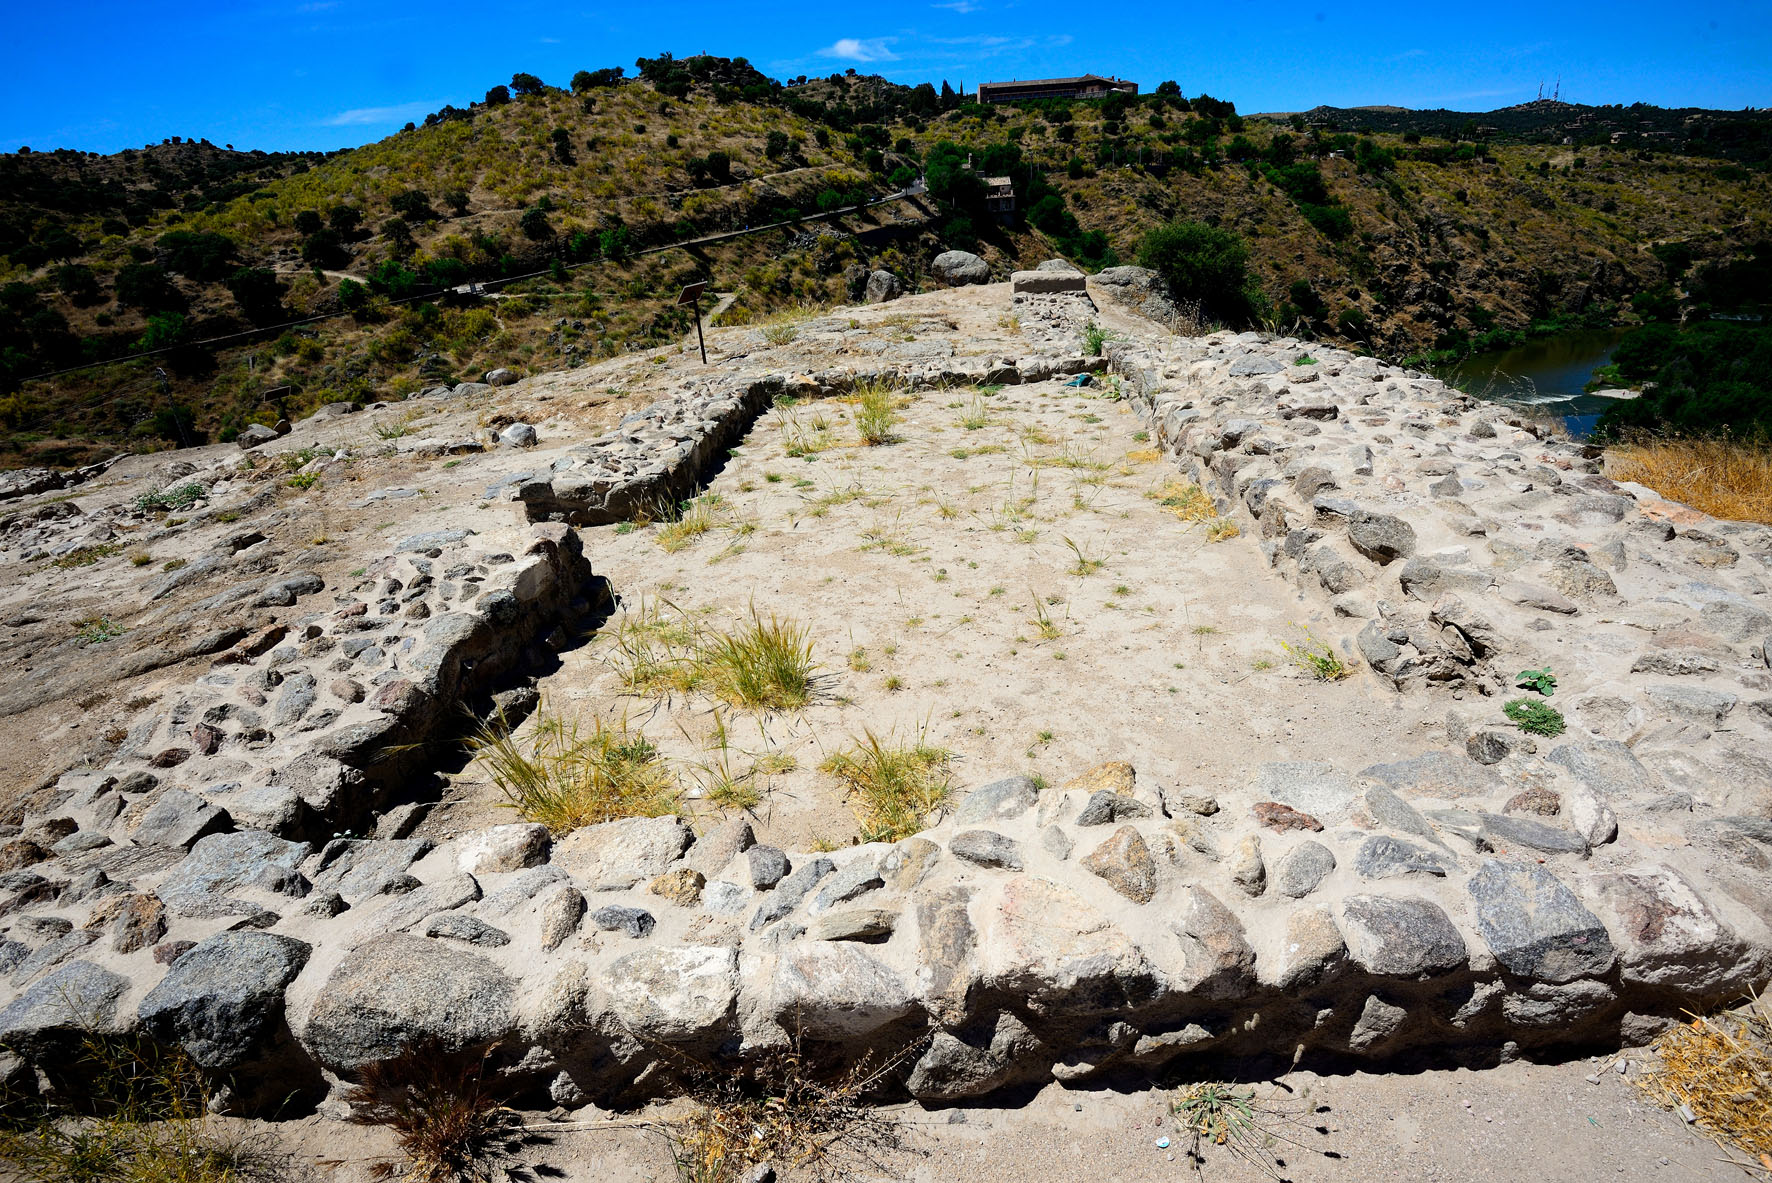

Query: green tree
[328,205,364,236]
[1137,220,1254,322]
[227,266,285,325]
[301,228,346,268]
[115,262,185,312]
[156,230,236,280]
[520,206,554,240]
[53,264,101,306]
[511,72,545,96]
[293,210,324,236]
[136,311,191,351]
[337,278,370,312]
[484,84,510,106]
[444,189,471,215]
[765,130,790,160]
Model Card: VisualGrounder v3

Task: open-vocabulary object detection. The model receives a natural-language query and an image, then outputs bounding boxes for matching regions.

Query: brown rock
[0,839,47,872]
[1252,802,1324,832]
[1504,787,1561,817]
[153,939,197,965]
[190,722,223,756]
[1081,825,1158,903]
[329,678,365,703]
[148,747,192,768]
[371,678,427,715]
[648,868,706,906]
[86,892,168,953]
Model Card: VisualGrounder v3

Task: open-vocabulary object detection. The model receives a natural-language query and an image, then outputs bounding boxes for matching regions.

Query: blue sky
[5,0,1767,153]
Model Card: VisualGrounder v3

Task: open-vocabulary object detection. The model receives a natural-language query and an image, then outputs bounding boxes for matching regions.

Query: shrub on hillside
[511,72,545,97]
[157,230,235,281]
[115,262,185,312]
[1137,220,1255,323]
[484,85,510,106]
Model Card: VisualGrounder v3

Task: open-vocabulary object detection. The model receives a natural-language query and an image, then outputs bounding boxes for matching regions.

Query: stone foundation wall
[1,301,1769,1117]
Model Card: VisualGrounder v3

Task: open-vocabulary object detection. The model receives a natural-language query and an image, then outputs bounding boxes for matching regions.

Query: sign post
[677,281,710,365]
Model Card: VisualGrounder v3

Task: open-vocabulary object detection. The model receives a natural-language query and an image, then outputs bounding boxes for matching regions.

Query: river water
[1444,328,1631,437]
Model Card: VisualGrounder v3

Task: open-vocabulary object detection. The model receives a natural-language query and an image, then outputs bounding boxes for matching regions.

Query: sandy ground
[422,371,1450,852]
[262,1053,1757,1182]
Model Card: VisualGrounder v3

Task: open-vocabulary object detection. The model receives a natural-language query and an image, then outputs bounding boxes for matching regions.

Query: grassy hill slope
[1,57,1767,467]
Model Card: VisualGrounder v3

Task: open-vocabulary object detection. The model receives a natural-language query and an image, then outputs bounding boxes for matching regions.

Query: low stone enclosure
[2,275,1770,1119]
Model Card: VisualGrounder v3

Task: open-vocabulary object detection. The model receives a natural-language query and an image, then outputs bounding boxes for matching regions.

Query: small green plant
[1279,627,1352,681]
[1294,353,1318,366]
[129,551,152,567]
[133,481,205,512]
[822,728,953,842]
[615,521,637,535]
[1516,667,1557,696]
[374,422,410,440]
[702,611,815,710]
[75,617,127,645]
[51,543,122,568]
[1504,697,1567,736]
[959,396,990,430]
[1063,535,1104,576]
[761,322,798,346]
[1031,596,1062,641]
[1083,320,1114,356]
[286,472,319,489]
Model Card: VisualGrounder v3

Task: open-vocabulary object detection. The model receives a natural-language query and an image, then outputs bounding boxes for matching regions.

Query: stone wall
[1,296,1769,1118]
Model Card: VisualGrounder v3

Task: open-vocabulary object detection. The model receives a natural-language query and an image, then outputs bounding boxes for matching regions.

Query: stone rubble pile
[0,286,1767,1119]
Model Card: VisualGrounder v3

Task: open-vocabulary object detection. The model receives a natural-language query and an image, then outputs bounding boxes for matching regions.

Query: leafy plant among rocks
[1170,1079,1340,1180]
[1503,697,1567,736]
[1516,667,1557,696]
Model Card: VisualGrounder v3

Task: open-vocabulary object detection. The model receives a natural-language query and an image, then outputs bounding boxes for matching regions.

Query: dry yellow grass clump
[468,709,679,833]
[1636,995,1772,1171]
[1607,438,1772,524]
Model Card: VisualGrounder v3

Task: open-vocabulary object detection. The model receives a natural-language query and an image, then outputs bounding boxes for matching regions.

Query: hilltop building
[976,75,1138,104]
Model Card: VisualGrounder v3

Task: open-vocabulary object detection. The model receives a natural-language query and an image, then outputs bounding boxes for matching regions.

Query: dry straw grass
[666,1039,917,1183]
[0,1035,296,1183]
[1607,437,1772,524]
[1636,994,1772,1171]
[346,1045,526,1183]
[821,729,953,843]
[468,707,679,834]
[614,599,815,712]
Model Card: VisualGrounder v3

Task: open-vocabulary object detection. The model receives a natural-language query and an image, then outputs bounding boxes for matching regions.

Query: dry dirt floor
[264,1053,1758,1182]
[424,371,1452,852]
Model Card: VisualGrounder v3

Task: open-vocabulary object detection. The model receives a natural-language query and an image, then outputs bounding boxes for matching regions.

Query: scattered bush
[1137,221,1254,323]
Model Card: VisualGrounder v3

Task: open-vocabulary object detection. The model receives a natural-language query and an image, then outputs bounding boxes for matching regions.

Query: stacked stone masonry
[1,286,1769,1117]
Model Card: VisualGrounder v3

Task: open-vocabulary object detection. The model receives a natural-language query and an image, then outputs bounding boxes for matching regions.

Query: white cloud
[817,37,898,62]
[933,0,982,11]
[320,100,436,127]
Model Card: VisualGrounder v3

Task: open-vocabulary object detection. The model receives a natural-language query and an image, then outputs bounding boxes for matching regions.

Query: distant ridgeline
[1293,101,1772,167]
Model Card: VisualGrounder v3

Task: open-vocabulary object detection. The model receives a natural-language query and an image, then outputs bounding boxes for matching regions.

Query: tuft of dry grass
[851,378,900,446]
[1636,994,1772,1169]
[666,1038,917,1183]
[614,600,815,711]
[822,729,953,843]
[1608,437,1772,524]
[0,1035,296,1183]
[468,706,678,833]
[346,1045,525,1183]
